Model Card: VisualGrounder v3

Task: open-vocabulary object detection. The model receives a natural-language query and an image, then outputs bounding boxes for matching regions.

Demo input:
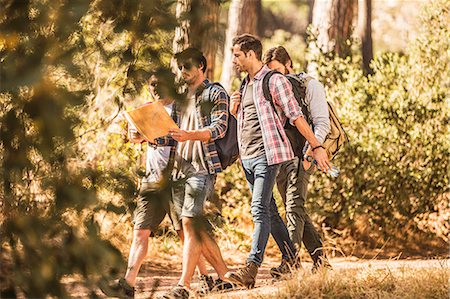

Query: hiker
[263,46,332,275]
[158,48,232,299]
[103,70,214,299]
[224,34,330,288]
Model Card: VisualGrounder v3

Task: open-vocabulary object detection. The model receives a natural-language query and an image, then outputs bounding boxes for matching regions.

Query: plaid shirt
[237,65,303,165]
[156,79,229,175]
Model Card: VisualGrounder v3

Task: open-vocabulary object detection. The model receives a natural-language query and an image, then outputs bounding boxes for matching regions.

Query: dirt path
[64,257,448,298]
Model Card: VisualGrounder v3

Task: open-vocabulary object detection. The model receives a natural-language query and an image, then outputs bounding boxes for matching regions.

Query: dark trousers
[276,156,324,263]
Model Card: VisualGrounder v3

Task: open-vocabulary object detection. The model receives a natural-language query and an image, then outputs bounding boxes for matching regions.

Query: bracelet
[312,145,325,151]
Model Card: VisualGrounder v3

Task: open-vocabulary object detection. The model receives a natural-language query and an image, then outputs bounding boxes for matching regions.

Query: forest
[1,0,448,298]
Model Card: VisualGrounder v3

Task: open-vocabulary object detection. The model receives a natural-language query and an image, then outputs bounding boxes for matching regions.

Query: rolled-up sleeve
[204,87,229,142]
[270,74,303,125]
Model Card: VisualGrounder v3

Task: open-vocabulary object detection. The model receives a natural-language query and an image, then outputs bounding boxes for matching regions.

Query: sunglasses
[178,61,194,71]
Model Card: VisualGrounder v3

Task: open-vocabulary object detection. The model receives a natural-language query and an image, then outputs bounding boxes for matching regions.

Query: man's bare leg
[124,229,151,286]
[177,229,209,276]
[178,217,203,287]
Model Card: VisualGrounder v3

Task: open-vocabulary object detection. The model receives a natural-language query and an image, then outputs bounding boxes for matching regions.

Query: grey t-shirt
[174,93,209,179]
[240,83,265,159]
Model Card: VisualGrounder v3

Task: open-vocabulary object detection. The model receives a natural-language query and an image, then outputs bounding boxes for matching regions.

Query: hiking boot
[224,262,258,289]
[312,256,332,273]
[100,277,135,298]
[158,284,190,299]
[212,278,234,292]
[197,274,215,295]
[270,258,301,278]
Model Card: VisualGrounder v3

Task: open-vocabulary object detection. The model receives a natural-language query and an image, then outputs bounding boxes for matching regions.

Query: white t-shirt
[142,102,174,183]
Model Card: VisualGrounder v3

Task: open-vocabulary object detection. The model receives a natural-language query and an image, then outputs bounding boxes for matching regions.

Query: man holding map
[103,70,214,298]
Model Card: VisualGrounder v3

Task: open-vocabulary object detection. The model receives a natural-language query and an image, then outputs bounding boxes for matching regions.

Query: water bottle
[313,160,340,178]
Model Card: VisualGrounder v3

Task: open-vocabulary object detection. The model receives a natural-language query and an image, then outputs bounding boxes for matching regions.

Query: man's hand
[128,128,145,143]
[312,147,330,173]
[169,128,190,142]
[230,91,241,117]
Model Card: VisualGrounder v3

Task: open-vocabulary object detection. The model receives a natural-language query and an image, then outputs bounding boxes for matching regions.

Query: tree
[173,0,221,79]
[328,0,357,57]
[357,0,373,74]
[0,0,178,296]
[220,0,261,92]
[307,0,356,74]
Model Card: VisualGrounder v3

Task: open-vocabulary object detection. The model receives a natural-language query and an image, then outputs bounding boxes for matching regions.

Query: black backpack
[262,71,349,160]
[203,82,239,170]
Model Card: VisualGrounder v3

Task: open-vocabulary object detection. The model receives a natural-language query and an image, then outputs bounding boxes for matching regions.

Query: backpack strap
[262,70,280,113]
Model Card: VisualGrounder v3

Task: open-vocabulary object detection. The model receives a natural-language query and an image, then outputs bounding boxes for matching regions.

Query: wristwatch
[303,155,314,162]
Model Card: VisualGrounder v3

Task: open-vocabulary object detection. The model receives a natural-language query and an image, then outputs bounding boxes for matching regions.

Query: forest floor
[65,254,449,298]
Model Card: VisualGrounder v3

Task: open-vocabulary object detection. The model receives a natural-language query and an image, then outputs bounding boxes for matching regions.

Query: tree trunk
[307,0,315,28]
[220,0,260,92]
[173,0,220,79]
[307,0,333,75]
[358,0,373,75]
[173,0,191,54]
[328,0,357,57]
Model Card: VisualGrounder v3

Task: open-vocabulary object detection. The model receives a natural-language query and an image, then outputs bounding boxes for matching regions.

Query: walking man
[103,70,213,299]
[263,46,332,276]
[224,34,330,288]
[159,48,231,299]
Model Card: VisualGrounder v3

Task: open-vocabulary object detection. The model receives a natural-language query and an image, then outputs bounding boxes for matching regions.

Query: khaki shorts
[132,182,181,232]
[172,174,214,219]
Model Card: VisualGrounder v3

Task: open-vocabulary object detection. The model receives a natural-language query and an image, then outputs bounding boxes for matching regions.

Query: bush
[307,0,449,248]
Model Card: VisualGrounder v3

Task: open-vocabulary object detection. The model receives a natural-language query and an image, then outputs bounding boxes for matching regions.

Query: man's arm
[128,126,145,143]
[293,116,330,172]
[271,75,330,172]
[303,78,331,169]
[304,79,330,150]
[169,128,211,142]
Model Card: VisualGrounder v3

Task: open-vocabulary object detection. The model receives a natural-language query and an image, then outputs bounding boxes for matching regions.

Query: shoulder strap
[262,70,281,112]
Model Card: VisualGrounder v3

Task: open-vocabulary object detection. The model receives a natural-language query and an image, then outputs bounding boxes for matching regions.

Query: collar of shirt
[242,65,270,87]
[194,79,211,99]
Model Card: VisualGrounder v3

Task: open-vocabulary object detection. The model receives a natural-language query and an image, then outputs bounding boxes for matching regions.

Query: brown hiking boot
[312,256,332,273]
[270,258,301,278]
[224,262,258,289]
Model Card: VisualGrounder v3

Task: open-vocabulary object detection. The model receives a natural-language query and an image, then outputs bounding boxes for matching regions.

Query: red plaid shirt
[237,65,303,165]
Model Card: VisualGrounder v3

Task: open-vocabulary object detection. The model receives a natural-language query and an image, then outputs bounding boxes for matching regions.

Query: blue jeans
[242,155,296,266]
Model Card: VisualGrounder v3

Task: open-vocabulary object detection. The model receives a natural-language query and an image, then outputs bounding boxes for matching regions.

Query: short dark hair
[174,47,207,73]
[232,34,263,60]
[263,46,292,66]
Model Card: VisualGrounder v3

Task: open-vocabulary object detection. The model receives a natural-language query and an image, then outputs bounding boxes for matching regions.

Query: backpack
[262,70,349,160]
[204,82,239,170]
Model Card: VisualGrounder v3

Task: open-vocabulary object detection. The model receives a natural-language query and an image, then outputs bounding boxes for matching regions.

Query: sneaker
[197,274,215,295]
[100,278,135,298]
[224,262,258,289]
[312,256,332,273]
[270,258,301,278]
[158,284,190,299]
[212,278,234,292]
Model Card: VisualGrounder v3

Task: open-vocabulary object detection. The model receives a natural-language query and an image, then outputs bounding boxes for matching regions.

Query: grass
[207,260,449,299]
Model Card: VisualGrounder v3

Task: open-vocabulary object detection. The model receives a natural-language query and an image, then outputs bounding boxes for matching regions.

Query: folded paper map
[123,101,178,141]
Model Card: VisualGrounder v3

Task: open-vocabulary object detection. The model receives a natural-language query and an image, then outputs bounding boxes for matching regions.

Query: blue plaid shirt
[156,79,229,175]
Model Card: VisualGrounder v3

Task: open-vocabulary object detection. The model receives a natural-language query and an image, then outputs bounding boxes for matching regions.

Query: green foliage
[0,0,179,297]
[307,0,449,242]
